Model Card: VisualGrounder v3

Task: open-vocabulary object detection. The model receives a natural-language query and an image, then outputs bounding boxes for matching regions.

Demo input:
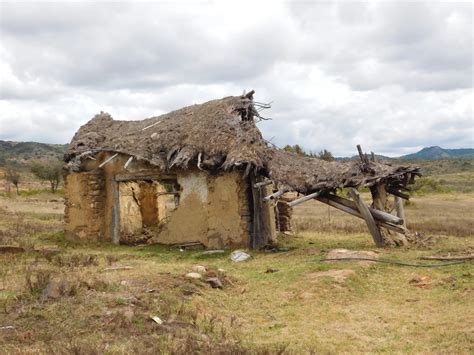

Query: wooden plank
[111,178,120,245]
[115,173,176,182]
[315,196,407,234]
[250,175,262,249]
[394,196,406,228]
[348,188,384,247]
[98,153,118,168]
[321,194,403,225]
[287,191,321,207]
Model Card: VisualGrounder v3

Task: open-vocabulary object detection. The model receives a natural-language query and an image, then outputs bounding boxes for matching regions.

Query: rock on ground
[326,249,379,267]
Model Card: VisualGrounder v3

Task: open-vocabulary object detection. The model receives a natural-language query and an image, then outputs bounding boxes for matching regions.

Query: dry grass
[294,192,474,238]
[0,192,473,353]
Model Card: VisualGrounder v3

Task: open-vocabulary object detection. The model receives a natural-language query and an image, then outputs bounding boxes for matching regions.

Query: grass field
[0,188,473,353]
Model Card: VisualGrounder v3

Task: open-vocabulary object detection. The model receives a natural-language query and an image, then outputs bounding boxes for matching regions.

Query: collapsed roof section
[65,91,420,195]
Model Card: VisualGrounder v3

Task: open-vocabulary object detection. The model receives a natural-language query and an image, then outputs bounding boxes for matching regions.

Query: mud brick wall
[64,171,106,241]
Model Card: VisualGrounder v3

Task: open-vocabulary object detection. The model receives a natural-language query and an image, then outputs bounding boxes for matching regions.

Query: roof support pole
[395,196,407,229]
[315,195,407,234]
[111,177,120,245]
[348,188,384,247]
[287,191,321,207]
[371,183,409,246]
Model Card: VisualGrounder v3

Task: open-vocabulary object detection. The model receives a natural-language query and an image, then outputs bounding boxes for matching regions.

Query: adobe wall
[64,152,273,248]
[64,171,105,241]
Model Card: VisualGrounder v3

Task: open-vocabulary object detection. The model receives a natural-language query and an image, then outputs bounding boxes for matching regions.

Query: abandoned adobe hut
[64,91,420,248]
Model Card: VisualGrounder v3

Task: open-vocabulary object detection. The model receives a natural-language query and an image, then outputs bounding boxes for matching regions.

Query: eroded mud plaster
[64,152,273,248]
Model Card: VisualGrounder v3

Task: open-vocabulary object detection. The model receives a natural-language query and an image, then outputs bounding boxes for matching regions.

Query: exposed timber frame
[276,145,415,247]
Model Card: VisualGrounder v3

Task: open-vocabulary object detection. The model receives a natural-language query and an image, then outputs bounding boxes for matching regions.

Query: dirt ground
[0,191,473,353]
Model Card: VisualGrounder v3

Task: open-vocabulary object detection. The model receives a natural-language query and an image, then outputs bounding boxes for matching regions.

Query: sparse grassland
[0,179,473,353]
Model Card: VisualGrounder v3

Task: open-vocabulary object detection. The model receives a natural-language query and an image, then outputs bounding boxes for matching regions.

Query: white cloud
[0,0,472,156]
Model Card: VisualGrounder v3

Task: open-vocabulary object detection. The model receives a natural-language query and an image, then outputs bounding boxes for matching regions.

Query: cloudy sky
[0,0,472,156]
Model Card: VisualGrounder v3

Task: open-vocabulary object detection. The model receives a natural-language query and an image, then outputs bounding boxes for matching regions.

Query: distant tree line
[282,144,334,161]
[3,160,63,195]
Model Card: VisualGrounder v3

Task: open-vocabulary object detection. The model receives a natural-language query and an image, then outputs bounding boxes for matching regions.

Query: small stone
[192,265,207,274]
[186,272,202,280]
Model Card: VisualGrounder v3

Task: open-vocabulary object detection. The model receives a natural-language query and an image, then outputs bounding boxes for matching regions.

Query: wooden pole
[394,196,406,228]
[348,188,384,247]
[263,190,286,202]
[371,183,408,246]
[287,191,321,207]
[99,153,118,168]
[315,195,407,234]
[321,194,403,225]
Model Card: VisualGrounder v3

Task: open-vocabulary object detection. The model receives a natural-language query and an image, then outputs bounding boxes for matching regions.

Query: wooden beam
[394,196,406,228]
[263,190,285,202]
[320,194,403,225]
[314,195,407,234]
[111,178,120,245]
[356,144,369,165]
[348,188,384,247]
[287,191,321,207]
[124,156,133,169]
[98,153,118,168]
[141,120,161,131]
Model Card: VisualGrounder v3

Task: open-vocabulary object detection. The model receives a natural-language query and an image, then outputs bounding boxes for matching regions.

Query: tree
[5,167,21,195]
[30,161,63,193]
[283,144,307,156]
[317,149,334,162]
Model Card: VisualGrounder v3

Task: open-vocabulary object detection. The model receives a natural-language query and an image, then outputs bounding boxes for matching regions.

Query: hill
[0,140,68,167]
[399,146,474,160]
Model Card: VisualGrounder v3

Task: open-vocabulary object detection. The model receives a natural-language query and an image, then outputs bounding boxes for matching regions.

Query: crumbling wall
[118,181,142,236]
[65,152,276,248]
[64,171,105,241]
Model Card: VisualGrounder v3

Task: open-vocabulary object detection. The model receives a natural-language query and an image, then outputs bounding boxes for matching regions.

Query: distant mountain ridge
[0,140,68,166]
[399,146,474,160]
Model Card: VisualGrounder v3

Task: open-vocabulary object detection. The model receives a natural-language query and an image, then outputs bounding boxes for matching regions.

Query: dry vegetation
[0,173,473,353]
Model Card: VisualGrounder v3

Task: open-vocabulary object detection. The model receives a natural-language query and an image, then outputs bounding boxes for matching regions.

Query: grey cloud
[0,1,472,156]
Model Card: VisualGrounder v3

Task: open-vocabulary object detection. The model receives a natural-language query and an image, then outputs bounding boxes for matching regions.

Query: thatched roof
[65,92,419,194]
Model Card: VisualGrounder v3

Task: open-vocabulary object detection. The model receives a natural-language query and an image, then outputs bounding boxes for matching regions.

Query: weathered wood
[394,196,406,228]
[254,180,272,188]
[370,152,375,162]
[141,120,161,131]
[321,194,403,225]
[111,178,120,245]
[115,173,176,182]
[98,153,118,168]
[124,156,133,169]
[315,195,407,234]
[287,191,321,207]
[197,153,204,170]
[263,189,285,202]
[371,183,408,246]
[348,188,384,247]
[356,144,369,165]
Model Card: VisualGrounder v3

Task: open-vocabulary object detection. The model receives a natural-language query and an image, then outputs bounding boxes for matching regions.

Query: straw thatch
[65,92,420,194]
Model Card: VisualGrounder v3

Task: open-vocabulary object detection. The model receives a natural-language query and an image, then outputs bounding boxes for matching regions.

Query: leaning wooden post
[348,188,384,247]
[371,184,408,246]
[394,196,406,228]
